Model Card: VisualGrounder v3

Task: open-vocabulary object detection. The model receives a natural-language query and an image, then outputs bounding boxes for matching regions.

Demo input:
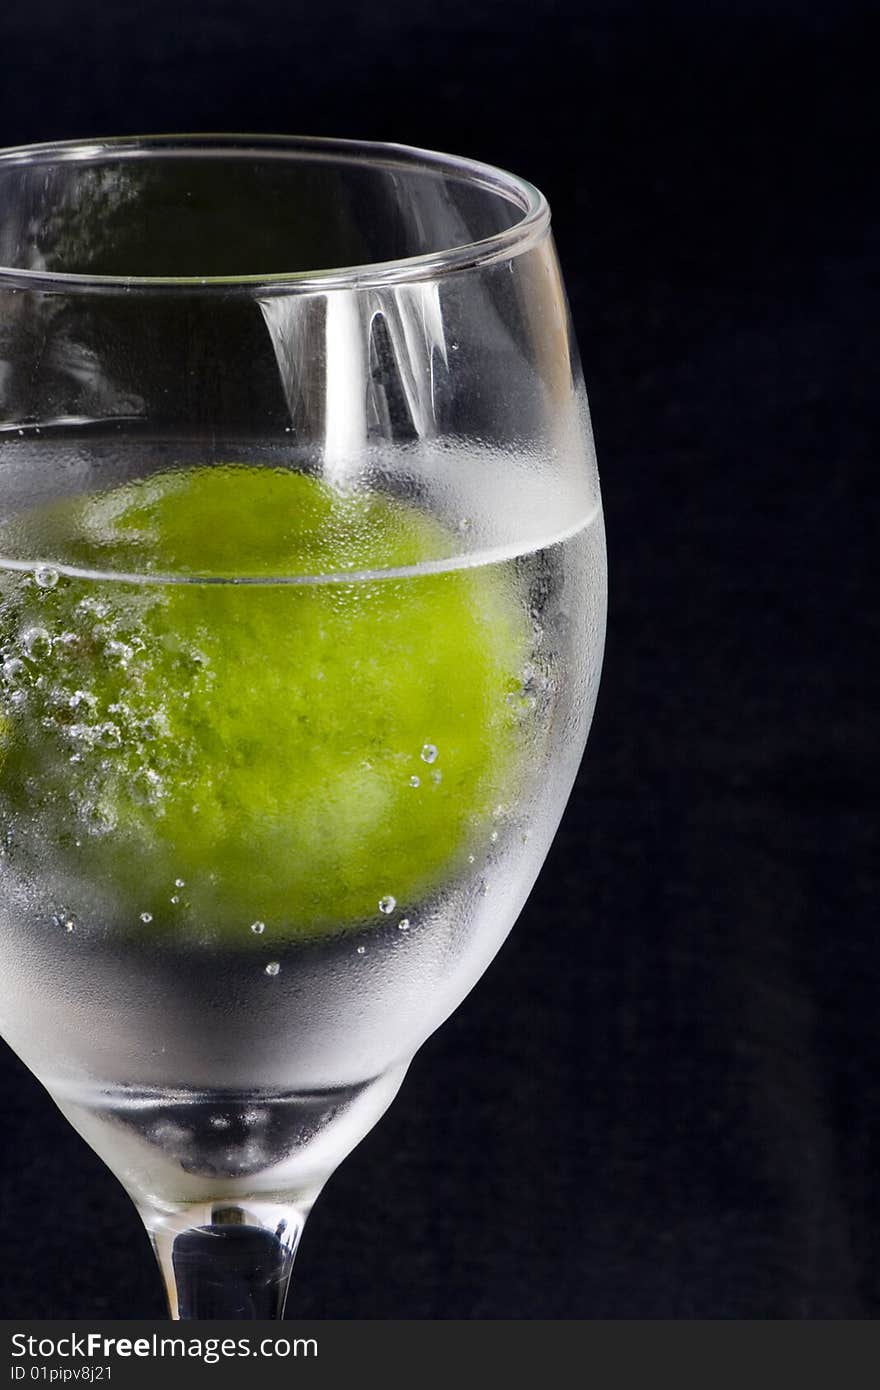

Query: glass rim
[0,133,552,295]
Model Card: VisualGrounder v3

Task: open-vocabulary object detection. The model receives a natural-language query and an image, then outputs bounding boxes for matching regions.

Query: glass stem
[140,1200,309,1319]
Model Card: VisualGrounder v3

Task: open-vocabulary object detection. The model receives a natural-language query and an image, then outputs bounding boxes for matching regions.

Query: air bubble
[96,723,121,750]
[76,597,107,620]
[378,895,396,915]
[398,918,411,932]
[431,769,442,784]
[34,566,59,590]
[53,909,77,933]
[467,854,476,864]
[22,627,52,659]
[106,639,133,665]
[140,912,153,924]
[408,775,421,788]
[420,743,438,764]
[133,768,165,804]
[250,920,266,935]
[356,945,366,955]
[84,803,116,835]
[174,878,186,888]
[490,831,499,843]
[170,894,180,905]
[69,689,97,711]
[3,657,25,683]
[265,961,281,976]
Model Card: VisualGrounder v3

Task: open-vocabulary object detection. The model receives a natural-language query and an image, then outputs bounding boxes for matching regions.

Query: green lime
[0,466,528,940]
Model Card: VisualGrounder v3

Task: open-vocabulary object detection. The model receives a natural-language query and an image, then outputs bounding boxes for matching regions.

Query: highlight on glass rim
[0,134,607,1319]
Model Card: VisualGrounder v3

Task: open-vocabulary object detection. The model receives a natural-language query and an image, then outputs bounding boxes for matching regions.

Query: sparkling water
[0,434,606,1215]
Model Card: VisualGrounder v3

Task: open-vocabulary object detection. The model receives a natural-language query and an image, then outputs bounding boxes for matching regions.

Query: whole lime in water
[0,466,528,940]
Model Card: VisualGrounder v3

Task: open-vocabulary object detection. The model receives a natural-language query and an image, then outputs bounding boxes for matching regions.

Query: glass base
[142,1199,308,1319]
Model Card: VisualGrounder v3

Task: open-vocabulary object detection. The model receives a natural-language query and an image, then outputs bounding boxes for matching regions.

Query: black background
[0,0,876,1318]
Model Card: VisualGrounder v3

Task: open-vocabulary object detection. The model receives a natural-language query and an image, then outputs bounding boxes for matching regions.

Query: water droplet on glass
[431,769,442,784]
[140,912,153,924]
[379,895,396,915]
[490,831,499,843]
[420,743,438,764]
[22,627,51,659]
[3,657,25,683]
[398,918,411,932]
[96,723,121,750]
[408,774,421,788]
[174,878,185,888]
[34,566,59,590]
[250,920,266,935]
[265,960,281,976]
[356,945,366,955]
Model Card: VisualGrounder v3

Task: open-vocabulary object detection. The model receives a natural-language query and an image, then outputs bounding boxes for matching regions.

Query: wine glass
[0,135,606,1319]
